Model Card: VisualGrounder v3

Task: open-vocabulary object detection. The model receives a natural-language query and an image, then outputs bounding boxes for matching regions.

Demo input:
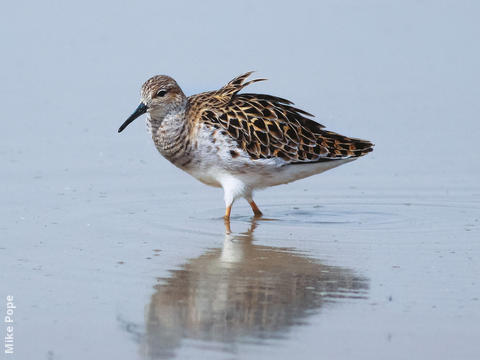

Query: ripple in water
[184,194,480,234]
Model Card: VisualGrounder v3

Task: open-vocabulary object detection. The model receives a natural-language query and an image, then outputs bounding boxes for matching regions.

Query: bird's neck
[149,109,191,162]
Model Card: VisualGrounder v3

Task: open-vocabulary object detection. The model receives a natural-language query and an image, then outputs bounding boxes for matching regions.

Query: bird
[118,72,374,220]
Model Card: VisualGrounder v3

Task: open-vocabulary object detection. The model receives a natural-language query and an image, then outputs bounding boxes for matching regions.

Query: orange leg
[224,204,232,220]
[223,217,232,234]
[248,200,263,217]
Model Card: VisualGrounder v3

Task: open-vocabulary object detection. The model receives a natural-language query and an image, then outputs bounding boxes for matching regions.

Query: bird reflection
[124,220,369,359]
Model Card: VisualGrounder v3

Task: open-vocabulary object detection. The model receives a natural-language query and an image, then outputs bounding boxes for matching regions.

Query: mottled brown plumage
[119,71,374,219]
[187,72,374,164]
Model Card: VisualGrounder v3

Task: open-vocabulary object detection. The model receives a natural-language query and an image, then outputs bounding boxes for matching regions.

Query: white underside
[173,125,356,207]
[208,158,354,206]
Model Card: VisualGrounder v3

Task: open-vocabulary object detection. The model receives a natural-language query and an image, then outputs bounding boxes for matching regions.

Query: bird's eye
[156,90,167,97]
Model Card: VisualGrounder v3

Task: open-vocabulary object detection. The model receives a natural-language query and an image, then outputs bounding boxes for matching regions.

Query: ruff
[119,72,374,219]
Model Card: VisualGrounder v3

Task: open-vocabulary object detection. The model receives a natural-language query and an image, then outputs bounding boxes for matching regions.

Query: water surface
[1,1,479,359]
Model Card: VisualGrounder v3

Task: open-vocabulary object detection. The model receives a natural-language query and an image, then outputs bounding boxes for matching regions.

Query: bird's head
[118,75,186,133]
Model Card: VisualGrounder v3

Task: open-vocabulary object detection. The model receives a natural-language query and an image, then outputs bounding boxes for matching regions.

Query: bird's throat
[150,111,191,162]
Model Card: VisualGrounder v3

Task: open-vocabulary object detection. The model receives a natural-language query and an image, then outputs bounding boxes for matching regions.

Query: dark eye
[156,90,167,97]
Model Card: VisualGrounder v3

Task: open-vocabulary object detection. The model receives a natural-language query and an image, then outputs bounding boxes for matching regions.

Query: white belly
[184,154,354,202]
[175,125,355,201]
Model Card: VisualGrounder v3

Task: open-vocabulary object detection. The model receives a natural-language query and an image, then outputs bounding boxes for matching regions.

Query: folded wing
[187,72,374,164]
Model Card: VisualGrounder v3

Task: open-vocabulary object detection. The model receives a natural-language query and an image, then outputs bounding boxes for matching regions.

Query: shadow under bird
[118,72,374,219]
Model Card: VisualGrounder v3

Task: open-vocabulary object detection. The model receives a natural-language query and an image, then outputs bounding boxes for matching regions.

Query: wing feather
[187,72,374,164]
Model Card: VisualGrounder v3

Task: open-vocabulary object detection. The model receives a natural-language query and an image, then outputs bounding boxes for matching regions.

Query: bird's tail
[320,130,374,158]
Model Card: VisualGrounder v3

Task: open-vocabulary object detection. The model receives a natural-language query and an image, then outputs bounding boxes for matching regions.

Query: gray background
[1,1,479,359]
[2,0,479,183]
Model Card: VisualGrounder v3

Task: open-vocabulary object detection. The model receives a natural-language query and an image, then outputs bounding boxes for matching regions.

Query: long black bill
[118,103,148,133]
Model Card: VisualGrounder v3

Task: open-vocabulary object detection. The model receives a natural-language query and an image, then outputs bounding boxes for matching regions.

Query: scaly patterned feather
[187,72,374,163]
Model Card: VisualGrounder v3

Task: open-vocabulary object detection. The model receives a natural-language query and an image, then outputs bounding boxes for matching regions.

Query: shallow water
[123,222,369,359]
[2,178,479,359]
[1,1,480,359]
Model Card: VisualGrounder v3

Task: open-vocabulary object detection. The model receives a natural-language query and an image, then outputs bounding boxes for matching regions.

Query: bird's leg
[223,188,235,221]
[224,204,232,220]
[248,200,263,218]
[224,216,232,234]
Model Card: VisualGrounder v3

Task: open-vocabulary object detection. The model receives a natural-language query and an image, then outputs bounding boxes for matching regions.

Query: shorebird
[118,72,373,220]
